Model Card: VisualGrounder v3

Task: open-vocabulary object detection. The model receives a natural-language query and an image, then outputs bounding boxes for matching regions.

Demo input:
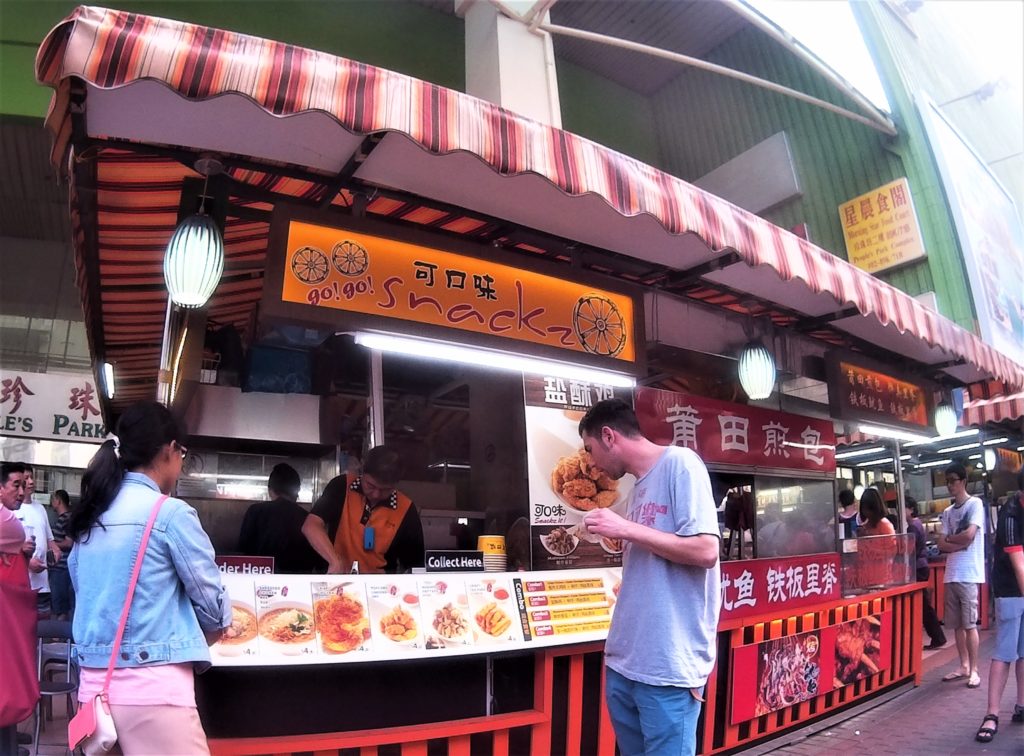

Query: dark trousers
[923,587,945,644]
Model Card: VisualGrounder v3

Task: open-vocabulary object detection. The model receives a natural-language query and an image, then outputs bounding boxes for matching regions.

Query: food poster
[365,577,425,651]
[212,574,260,663]
[419,576,475,650]
[253,576,319,661]
[466,576,523,645]
[830,610,891,688]
[311,578,373,657]
[520,572,615,640]
[730,609,891,724]
[523,376,633,570]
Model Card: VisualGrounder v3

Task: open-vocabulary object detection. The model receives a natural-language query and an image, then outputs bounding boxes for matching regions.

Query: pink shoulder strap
[102,494,169,692]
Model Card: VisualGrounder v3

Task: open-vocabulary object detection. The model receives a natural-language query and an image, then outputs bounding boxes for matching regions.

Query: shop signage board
[731,609,892,723]
[824,352,932,433]
[278,219,637,363]
[0,370,106,443]
[634,388,836,473]
[216,556,274,575]
[838,177,926,275]
[523,376,633,570]
[720,553,841,622]
[210,568,621,666]
[424,550,484,572]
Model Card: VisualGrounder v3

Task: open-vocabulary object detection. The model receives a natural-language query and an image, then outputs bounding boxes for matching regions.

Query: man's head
[839,488,856,510]
[0,462,26,510]
[578,399,641,480]
[268,463,301,502]
[23,462,34,498]
[362,446,402,506]
[904,495,919,520]
[944,463,968,498]
[50,489,70,514]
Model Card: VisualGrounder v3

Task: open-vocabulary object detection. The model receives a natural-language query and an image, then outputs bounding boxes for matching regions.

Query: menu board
[212,569,621,666]
[523,376,633,570]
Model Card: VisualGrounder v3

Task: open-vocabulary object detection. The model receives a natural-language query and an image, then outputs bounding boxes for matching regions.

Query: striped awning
[34,5,1024,411]
[962,392,1024,428]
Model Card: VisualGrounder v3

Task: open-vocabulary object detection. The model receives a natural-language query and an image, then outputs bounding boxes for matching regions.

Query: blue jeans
[605,667,702,756]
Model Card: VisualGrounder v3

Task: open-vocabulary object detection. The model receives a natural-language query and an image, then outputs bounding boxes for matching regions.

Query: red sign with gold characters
[634,388,836,473]
[720,552,841,622]
[825,353,931,432]
[279,220,636,363]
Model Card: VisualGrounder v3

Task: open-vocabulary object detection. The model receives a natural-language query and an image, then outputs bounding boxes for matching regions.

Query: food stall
[34,7,1024,754]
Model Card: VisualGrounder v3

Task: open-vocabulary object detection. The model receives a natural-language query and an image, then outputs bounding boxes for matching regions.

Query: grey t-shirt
[605,446,722,687]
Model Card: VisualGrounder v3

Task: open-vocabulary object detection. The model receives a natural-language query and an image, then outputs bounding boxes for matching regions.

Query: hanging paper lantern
[933,402,957,437]
[163,212,224,308]
[738,342,776,400]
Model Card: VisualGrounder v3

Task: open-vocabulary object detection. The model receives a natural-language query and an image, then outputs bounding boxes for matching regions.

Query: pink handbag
[68,495,167,754]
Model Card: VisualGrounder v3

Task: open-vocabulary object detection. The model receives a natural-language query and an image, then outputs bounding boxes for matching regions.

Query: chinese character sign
[280,220,636,363]
[0,370,107,442]
[720,553,841,622]
[634,388,836,472]
[839,178,926,275]
[826,355,930,432]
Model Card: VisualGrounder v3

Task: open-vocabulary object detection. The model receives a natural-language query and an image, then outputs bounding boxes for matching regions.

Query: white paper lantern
[933,402,958,437]
[738,342,776,400]
[163,212,224,308]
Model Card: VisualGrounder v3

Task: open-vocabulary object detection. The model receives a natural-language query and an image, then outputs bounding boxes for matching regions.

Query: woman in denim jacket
[68,401,230,754]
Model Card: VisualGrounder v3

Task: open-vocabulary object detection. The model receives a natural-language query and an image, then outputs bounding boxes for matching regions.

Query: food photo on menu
[365,577,425,649]
[312,579,372,654]
[253,579,319,657]
[214,575,260,659]
[466,577,523,644]
[525,403,634,570]
[419,577,473,650]
[754,633,821,717]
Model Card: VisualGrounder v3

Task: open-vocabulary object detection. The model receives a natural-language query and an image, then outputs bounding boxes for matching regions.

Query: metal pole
[893,439,907,533]
[368,349,385,449]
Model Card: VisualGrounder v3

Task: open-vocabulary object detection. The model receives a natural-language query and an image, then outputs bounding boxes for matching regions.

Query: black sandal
[976,714,998,742]
[1013,704,1024,723]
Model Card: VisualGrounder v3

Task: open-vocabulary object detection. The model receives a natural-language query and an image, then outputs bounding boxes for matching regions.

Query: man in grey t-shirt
[580,399,721,756]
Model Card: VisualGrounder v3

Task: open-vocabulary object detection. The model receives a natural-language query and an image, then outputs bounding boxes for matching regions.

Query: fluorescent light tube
[355,332,636,387]
[835,446,888,460]
[858,424,931,444]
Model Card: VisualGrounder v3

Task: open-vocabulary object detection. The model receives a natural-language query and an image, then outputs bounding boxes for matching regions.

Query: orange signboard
[837,360,929,429]
[839,178,926,275]
[281,221,636,362]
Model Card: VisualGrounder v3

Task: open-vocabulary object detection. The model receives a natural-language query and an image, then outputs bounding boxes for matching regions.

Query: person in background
[837,488,859,539]
[303,446,424,574]
[1,461,40,755]
[67,401,231,754]
[578,399,720,756]
[975,468,1024,742]
[49,489,75,621]
[857,488,895,537]
[905,496,946,650]
[937,462,986,689]
[13,463,60,616]
[238,463,325,574]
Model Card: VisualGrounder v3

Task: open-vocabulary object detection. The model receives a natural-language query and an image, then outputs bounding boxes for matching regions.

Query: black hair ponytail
[68,401,186,542]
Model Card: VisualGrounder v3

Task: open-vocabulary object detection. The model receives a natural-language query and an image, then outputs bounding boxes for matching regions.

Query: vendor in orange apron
[302,447,425,574]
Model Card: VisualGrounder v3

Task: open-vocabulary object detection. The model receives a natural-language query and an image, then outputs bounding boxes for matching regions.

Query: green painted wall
[0,0,465,118]
[556,59,660,166]
[650,24,974,330]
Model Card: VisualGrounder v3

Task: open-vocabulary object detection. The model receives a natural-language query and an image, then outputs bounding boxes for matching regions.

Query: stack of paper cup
[478,535,507,572]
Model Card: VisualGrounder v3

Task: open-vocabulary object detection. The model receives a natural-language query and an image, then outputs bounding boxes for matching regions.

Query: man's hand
[21,539,35,556]
[28,557,46,573]
[49,541,61,563]
[583,508,634,540]
[326,560,345,574]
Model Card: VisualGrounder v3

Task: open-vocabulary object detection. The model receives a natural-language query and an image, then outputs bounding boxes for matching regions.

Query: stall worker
[238,464,325,574]
[578,399,721,756]
[302,447,424,574]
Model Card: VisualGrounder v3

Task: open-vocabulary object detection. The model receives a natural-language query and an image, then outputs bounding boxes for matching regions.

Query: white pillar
[460,1,562,128]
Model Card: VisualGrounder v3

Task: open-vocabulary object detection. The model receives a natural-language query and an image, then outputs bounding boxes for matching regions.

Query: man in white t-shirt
[13,464,60,609]
[937,463,986,689]
[579,399,721,756]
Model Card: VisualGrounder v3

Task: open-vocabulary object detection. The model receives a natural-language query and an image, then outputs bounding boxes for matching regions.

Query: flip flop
[941,670,967,682]
[967,673,982,688]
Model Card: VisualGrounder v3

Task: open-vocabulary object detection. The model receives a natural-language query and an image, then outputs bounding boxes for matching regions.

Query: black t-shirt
[238,498,326,574]
[992,492,1024,598]
[310,475,425,573]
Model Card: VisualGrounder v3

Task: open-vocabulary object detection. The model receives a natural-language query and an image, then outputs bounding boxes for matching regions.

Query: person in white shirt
[13,464,61,611]
[937,463,986,689]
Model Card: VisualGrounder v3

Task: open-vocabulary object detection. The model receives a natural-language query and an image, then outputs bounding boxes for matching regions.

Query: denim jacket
[69,473,231,671]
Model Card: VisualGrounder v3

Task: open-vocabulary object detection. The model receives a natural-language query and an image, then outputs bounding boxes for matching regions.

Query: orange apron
[332,478,413,574]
